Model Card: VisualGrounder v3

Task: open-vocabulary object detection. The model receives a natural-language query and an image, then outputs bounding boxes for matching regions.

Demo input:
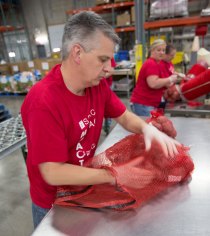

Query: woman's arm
[146,74,177,89]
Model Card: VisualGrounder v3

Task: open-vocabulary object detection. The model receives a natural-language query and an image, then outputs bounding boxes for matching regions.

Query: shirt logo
[79,120,85,129]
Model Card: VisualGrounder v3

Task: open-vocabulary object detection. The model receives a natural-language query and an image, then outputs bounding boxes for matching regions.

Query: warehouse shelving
[144,15,210,30]
[66,1,134,15]
[0,0,32,62]
[66,1,135,33]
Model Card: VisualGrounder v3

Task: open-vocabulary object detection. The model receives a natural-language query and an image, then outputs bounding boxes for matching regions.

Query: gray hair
[61,11,121,60]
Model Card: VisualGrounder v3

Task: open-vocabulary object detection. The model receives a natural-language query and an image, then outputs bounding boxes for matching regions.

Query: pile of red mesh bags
[55,114,194,210]
[181,69,210,100]
[164,63,210,102]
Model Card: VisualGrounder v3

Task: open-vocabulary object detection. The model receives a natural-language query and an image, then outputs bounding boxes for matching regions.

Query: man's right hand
[107,156,154,189]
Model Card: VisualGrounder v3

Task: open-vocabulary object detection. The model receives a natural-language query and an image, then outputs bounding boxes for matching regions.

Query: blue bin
[114,50,129,62]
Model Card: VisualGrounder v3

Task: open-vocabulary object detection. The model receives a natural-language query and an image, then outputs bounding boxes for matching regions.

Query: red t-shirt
[21,64,126,208]
[130,58,168,107]
[159,60,174,77]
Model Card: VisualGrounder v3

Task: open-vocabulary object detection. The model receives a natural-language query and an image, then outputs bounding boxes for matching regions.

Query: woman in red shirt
[130,39,178,116]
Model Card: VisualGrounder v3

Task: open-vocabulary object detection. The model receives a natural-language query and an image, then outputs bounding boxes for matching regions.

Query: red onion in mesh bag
[55,129,194,210]
[146,109,177,138]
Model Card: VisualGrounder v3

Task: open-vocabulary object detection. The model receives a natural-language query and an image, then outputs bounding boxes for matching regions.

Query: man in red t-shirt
[21,12,180,228]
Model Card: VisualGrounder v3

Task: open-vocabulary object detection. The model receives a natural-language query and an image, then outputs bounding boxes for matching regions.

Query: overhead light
[35,34,48,45]
[9,52,16,57]
[53,48,61,52]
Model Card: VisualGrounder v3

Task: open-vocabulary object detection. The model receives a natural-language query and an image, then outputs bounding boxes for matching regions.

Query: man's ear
[72,44,81,64]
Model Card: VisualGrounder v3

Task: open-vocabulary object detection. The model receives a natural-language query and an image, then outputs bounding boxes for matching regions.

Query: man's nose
[103,62,112,73]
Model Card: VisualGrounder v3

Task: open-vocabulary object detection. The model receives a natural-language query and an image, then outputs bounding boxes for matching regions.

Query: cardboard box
[25,60,35,72]
[47,58,61,69]
[9,61,28,74]
[131,6,135,23]
[33,59,49,76]
[116,11,131,27]
[0,64,11,75]
[33,58,61,76]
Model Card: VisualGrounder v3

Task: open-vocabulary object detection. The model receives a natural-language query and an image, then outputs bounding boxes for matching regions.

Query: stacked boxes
[116,11,131,27]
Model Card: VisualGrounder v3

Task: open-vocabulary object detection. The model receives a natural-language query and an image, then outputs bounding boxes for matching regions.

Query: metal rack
[0,115,26,160]
[165,102,210,118]
[112,67,135,98]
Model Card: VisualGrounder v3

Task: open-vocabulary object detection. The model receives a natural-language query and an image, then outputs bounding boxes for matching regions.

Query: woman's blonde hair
[150,39,166,51]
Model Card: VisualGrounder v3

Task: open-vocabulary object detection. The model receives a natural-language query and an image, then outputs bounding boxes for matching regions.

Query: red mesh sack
[180,63,207,86]
[164,84,181,102]
[55,132,194,210]
[146,109,177,138]
[187,63,207,77]
[180,69,210,100]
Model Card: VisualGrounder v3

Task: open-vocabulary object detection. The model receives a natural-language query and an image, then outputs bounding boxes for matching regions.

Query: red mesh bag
[180,63,207,87]
[187,63,207,77]
[180,69,210,100]
[55,133,194,210]
[165,68,210,102]
[146,109,177,138]
[164,84,181,102]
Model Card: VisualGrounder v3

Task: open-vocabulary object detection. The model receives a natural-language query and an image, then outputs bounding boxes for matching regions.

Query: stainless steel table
[32,117,210,236]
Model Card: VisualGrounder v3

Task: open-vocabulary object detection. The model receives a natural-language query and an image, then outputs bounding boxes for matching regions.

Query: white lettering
[80,130,87,140]
[86,150,91,156]
[79,160,84,166]
[168,175,182,182]
[91,143,96,149]
[89,120,95,128]
[76,143,83,151]
[76,150,85,159]
[90,109,96,116]
[83,118,89,125]
[79,120,85,129]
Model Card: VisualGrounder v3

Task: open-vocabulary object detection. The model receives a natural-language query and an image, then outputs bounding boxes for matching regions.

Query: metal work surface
[165,102,210,117]
[32,117,210,236]
[0,115,26,160]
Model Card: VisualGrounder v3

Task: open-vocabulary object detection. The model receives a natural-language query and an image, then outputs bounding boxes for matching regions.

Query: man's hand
[107,156,154,189]
[142,123,180,158]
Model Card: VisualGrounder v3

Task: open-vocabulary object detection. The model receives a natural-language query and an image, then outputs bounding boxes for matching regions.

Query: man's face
[79,33,115,87]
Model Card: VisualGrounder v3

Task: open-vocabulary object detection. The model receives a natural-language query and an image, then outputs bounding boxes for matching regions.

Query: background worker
[130,39,178,117]
[159,43,178,109]
[21,12,180,229]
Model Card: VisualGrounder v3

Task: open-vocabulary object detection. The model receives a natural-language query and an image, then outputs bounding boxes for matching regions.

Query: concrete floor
[0,94,130,236]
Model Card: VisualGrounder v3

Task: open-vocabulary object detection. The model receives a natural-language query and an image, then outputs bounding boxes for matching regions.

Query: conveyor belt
[0,115,26,160]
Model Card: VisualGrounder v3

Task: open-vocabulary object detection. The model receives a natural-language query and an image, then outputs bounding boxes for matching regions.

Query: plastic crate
[114,50,129,62]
